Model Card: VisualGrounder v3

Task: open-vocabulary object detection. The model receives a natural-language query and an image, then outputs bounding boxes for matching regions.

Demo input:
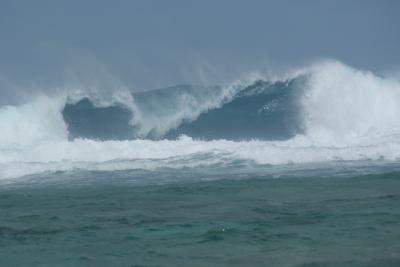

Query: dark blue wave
[62,78,306,141]
[165,79,305,140]
[63,98,134,140]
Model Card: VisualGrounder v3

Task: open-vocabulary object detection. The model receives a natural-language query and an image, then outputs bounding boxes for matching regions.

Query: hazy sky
[0,0,399,90]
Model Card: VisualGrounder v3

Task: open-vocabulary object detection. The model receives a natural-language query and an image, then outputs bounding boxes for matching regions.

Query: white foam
[1,134,400,179]
[302,60,400,145]
[0,94,68,148]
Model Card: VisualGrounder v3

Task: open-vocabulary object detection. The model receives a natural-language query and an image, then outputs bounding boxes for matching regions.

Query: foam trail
[1,135,400,180]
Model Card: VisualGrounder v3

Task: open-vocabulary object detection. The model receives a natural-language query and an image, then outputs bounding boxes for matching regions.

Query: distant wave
[1,60,400,179]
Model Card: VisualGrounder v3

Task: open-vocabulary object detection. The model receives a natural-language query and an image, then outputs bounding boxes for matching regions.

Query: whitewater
[1,60,400,180]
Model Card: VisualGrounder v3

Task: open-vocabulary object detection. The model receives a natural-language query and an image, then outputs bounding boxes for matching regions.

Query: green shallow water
[1,173,400,267]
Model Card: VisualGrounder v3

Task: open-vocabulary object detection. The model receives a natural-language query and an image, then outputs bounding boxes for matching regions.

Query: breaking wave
[1,60,400,179]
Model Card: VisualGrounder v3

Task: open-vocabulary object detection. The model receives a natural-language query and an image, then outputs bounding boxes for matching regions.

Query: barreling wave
[1,60,400,179]
[63,78,306,141]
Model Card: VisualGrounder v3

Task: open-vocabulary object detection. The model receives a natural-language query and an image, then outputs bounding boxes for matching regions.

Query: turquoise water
[1,171,400,267]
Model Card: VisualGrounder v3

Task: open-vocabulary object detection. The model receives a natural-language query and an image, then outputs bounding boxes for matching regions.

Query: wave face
[63,98,134,140]
[165,79,305,140]
[1,60,400,180]
[62,79,306,141]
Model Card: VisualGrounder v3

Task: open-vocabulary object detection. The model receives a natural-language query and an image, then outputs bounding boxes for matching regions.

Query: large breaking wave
[1,60,400,179]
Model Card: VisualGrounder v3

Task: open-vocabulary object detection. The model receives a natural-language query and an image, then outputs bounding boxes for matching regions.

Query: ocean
[1,60,400,266]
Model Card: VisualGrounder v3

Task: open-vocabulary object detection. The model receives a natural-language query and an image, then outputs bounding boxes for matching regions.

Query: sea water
[1,167,400,266]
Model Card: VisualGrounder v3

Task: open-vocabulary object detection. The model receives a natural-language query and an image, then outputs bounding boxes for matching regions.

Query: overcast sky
[0,0,399,90]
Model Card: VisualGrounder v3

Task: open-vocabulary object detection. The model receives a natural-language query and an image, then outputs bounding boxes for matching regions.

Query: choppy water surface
[1,169,400,267]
